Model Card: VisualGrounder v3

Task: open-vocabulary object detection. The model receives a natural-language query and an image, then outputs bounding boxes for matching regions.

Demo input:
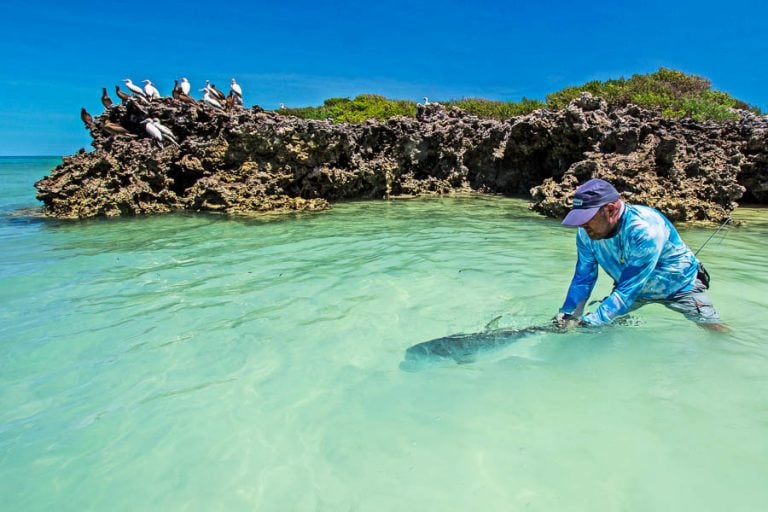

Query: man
[555,178,726,331]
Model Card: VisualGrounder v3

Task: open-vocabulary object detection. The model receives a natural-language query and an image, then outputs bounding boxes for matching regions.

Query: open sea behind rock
[2,156,768,511]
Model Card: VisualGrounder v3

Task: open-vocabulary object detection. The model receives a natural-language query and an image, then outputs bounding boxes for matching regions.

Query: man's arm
[560,232,599,315]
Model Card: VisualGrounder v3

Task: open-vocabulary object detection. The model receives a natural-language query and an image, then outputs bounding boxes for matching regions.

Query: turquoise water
[2,157,768,511]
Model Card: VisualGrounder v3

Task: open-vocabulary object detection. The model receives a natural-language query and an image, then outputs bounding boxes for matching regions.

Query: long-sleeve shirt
[560,203,699,326]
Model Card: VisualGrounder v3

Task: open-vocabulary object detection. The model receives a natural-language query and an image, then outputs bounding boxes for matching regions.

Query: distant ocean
[2,156,768,511]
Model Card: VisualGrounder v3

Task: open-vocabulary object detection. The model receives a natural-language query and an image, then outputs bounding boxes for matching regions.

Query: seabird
[177,93,198,106]
[115,85,130,104]
[423,96,430,106]
[181,77,191,96]
[230,78,242,98]
[101,88,113,109]
[205,80,226,101]
[80,108,94,129]
[143,80,160,100]
[172,80,181,99]
[279,103,286,110]
[123,79,147,97]
[103,120,132,136]
[202,90,224,110]
[141,118,164,146]
[151,118,179,146]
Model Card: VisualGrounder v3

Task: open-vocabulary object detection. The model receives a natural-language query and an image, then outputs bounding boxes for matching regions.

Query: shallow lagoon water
[2,157,768,510]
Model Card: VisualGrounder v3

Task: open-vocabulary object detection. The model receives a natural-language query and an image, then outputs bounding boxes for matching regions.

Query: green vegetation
[276,68,760,124]
[545,68,758,121]
[278,95,416,123]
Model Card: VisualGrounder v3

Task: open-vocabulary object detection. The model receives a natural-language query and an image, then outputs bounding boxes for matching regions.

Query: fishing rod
[694,217,732,256]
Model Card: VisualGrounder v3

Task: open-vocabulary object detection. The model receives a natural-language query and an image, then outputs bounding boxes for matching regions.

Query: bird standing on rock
[141,118,165,147]
[230,78,242,97]
[230,78,243,107]
[202,90,224,110]
[115,85,130,104]
[143,80,160,100]
[151,118,180,146]
[103,120,133,136]
[181,77,191,96]
[101,88,113,109]
[80,108,94,129]
[123,79,146,98]
[204,80,226,101]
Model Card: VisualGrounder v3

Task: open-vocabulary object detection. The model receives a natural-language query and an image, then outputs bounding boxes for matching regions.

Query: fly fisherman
[555,178,726,331]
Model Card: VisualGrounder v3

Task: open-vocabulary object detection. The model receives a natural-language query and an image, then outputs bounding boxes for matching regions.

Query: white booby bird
[202,90,224,110]
[143,80,160,100]
[123,79,147,97]
[181,77,191,96]
[101,88,113,109]
[151,118,179,146]
[204,80,226,101]
[230,78,242,97]
[423,96,430,106]
[141,118,165,146]
[279,103,286,110]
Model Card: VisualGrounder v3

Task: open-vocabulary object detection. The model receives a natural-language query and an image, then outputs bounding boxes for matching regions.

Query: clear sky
[1,0,766,156]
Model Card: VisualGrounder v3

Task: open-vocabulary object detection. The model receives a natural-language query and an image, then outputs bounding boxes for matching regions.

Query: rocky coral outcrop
[36,93,768,222]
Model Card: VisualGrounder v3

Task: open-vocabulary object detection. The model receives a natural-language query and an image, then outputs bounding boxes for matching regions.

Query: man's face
[581,205,615,240]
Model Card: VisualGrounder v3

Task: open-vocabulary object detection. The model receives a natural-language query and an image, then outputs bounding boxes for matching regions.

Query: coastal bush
[545,67,756,120]
[445,97,545,120]
[277,68,759,124]
[278,95,416,123]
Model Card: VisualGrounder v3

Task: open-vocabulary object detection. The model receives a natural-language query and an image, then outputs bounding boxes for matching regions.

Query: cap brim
[561,207,600,227]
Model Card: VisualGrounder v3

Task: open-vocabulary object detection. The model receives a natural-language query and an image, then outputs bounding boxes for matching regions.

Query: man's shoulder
[625,204,667,226]
[623,204,669,243]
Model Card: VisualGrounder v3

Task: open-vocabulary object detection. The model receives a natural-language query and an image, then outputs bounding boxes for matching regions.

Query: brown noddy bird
[115,85,130,104]
[101,88,113,109]
[80,108,94,129]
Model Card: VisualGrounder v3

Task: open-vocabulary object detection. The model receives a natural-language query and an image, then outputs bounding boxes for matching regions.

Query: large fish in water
[400,317,567,371]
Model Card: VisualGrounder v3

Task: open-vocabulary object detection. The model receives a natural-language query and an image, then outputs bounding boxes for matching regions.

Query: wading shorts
[630,278,721,324]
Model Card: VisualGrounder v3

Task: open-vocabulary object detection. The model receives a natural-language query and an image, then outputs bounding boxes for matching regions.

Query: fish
[400,318,567,372]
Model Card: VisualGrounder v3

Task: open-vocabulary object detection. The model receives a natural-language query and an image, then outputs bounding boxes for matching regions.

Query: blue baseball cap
[561,179,620,226]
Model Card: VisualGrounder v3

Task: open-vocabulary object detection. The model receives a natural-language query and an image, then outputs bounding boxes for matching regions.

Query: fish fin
[483,315,503,332]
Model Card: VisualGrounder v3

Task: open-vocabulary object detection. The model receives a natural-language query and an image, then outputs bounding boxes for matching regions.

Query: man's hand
[554,312,582,328]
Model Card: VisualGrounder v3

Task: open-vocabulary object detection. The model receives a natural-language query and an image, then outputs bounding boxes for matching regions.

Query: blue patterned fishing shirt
[560,203,699,326]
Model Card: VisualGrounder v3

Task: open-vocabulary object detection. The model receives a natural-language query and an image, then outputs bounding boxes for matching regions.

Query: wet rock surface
[36,93,768,222]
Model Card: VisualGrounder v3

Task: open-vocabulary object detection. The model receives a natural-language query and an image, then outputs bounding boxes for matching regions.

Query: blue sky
[1,0,766,155]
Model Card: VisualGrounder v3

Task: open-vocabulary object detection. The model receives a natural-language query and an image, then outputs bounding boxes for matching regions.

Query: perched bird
[202,90,224,110]
[151,118,179,146]
[177,93,198,106]
[101,88,113,109]
[230,78,242,98]
[80,107,94,129]
[172,80,181,99]
[115,85,130,104]
[180,77,191,96]
[205,80,226,101]
[143,80,160,100]
[123,78,146,97]
[103,120,132,136]
[279,103,286,110]
[423,96,430,106]
[141,118,164,146]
